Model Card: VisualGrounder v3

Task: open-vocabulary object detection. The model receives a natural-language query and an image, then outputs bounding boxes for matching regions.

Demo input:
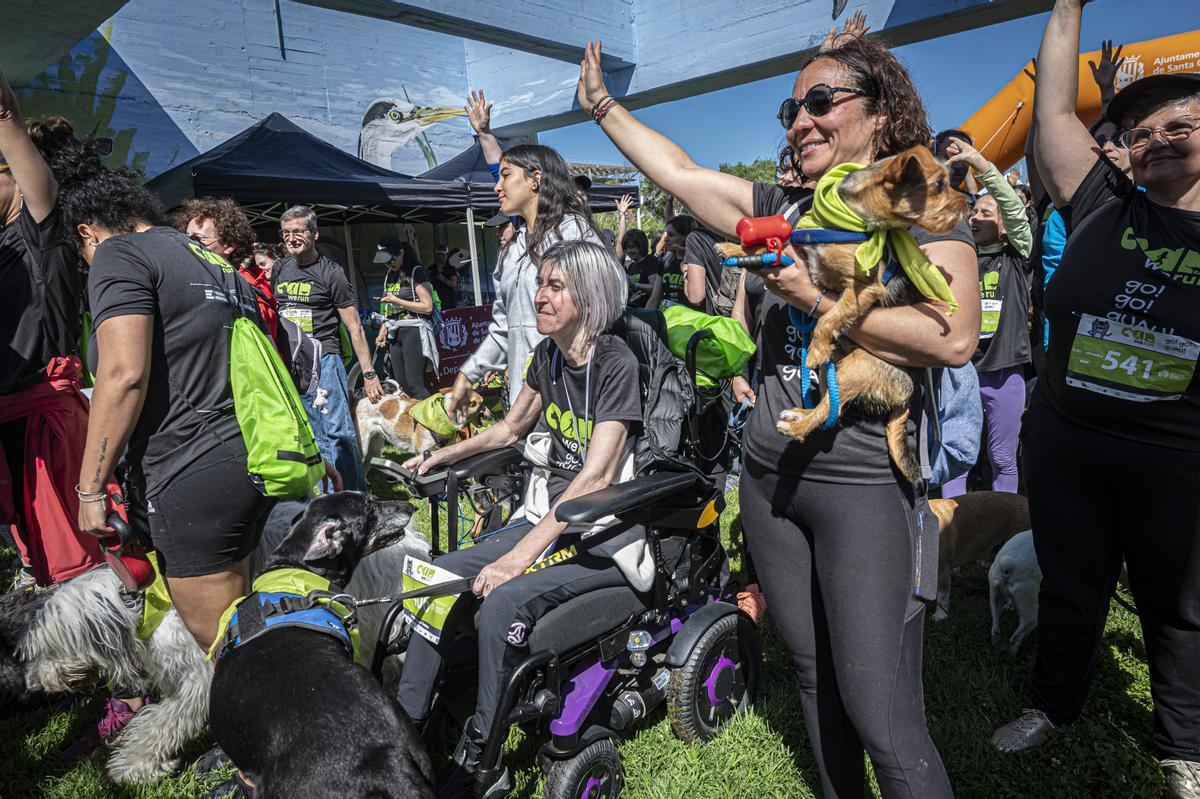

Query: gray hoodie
[460,215,600,408]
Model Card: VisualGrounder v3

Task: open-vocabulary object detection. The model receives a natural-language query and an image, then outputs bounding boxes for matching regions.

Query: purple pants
[943,365,1025,497]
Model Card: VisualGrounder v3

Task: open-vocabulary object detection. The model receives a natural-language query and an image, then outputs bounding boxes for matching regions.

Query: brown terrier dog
[356,380,486,463]
[718,146,966,483]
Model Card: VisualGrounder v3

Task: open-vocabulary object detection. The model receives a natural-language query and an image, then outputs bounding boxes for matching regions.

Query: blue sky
[541,0,1200,171]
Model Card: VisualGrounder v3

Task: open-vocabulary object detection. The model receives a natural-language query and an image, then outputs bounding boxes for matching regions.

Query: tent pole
[343,222,357,293]
[466,207,482,306]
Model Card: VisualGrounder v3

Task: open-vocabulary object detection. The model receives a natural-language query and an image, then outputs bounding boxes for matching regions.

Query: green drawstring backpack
[661,304,756,390]
[181,240,324,498]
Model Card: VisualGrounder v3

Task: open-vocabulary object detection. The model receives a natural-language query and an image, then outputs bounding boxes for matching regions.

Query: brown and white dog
[357,380,485,462]
[928,490,1030,620]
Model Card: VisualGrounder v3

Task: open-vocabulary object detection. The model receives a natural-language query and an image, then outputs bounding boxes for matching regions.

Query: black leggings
[387,326,430,399]
[740,458,951,799]
[1025,406,1200,760]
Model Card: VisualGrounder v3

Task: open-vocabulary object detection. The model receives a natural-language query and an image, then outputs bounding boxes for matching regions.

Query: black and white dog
[209,492,435,798]
[2,492,429,787]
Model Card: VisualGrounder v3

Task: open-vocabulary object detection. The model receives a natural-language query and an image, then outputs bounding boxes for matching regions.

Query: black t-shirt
[682,228,724,313]
[744,182,975,483]
[0,203,81,394]
[89,227,261,496]
[524,334,642,495]
[273,253,356,355]
[430,262,458,310]
[743,271,767,337]
[381,264,431,319]
[626,254,661,308]
[974,246,1032,373]
[659,252,687,308]
[1035,158,1200,451]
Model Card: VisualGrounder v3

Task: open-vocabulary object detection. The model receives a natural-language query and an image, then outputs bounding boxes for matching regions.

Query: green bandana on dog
[795,162,958,315]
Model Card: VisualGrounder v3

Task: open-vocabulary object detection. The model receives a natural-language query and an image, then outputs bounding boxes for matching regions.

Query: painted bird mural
[358,98,465,171]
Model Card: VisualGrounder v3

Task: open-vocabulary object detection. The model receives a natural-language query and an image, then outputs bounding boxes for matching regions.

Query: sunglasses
[778,84,870,128]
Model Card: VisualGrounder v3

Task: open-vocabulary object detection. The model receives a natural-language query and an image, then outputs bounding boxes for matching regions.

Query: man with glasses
[273,205,380,493]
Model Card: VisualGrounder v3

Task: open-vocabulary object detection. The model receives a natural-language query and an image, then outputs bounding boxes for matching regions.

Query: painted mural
[14,0,475,179]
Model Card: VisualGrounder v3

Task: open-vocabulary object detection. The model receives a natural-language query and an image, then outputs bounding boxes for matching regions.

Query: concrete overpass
[2,0,1050,179]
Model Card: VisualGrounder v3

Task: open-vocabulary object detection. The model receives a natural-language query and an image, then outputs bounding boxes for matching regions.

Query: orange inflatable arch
[959,29,1200,173]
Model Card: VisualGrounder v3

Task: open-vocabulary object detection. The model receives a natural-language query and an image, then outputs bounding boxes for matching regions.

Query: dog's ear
[883,149,930,191]
[303,520,346,562]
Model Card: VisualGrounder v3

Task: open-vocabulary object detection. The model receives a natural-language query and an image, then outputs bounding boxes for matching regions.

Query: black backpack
[609,309,713,484]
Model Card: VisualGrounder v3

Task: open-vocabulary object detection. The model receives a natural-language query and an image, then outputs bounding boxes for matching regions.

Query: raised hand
[1088,39,1126,94]
[577,40,611,113]
[0,68,22,124]
[616,193,633,217]
[943,136,989,174]
[821,9,870,52]
[465,89,493,135]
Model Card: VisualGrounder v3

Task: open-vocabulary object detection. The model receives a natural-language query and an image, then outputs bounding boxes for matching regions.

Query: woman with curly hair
[579,31,978,797]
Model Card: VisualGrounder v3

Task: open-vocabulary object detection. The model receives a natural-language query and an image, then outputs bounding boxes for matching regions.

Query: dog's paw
[107,754,179,784]
[776,409,814,440]
[715,242,748,260]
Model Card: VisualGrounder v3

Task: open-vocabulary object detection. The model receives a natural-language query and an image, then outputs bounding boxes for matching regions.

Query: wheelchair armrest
[555,471,701,525]
[448,446,525,481]
[368,458,450,499]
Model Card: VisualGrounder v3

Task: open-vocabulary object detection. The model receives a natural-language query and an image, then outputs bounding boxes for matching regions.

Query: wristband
[808,290,827,317]
[593,98,618,125]
[589,95,612,115]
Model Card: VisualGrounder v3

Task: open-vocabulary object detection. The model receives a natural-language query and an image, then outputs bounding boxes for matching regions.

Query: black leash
[350,575,478,608]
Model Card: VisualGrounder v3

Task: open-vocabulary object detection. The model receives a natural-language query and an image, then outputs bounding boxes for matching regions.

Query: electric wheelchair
[369,308,761,799]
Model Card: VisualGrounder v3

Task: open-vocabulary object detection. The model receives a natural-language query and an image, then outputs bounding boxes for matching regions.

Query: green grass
[0,486,1161,798]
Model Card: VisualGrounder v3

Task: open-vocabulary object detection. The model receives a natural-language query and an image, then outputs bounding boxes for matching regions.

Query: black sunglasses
[778,84,870,128]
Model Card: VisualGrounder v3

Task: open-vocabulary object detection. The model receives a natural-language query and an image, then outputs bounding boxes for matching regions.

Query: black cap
[483,212,510,227]
[373,234,403,264]
[573,174,593,191]
[1106,72,1200,125]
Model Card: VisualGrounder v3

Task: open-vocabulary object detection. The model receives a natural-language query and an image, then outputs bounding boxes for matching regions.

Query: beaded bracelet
[808,289,827,317]
[593,98,619,125]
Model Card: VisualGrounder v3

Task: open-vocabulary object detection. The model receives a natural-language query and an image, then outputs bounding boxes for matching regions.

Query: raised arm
[0,68,57,223]
[577,42,752,236]
[946,137,1033,257]
[466,89,504,166]
[1088,39,1125,121]
[1033,0,1101,207]
[614,194,633,260]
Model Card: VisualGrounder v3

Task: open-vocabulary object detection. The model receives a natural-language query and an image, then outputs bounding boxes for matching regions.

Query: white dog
[356,380,484,463]
[11,499,430,784]
[989,530,1042,656]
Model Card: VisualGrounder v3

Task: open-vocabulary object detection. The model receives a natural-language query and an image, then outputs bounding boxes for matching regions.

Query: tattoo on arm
[91,438,110,487]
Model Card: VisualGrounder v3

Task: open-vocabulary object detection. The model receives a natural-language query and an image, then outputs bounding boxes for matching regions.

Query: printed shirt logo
[543,401,593,445]
[277,281,314,302]
[186,242,235,273]
[506,621,528,646]
[1120,226,1200,285]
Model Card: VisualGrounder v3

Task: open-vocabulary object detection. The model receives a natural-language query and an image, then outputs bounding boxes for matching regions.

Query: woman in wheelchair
[398,239,643,796]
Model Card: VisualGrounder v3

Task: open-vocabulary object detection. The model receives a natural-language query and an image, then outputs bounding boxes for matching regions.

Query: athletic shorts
[138,447,274,578]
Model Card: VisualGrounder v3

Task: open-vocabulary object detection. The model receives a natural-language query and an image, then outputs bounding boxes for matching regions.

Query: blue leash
[787,305,840,430]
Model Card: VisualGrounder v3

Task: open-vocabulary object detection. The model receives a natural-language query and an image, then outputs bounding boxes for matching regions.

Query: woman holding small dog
[579,33,978,798]
[399,240,643,797]
[445,143,604,421]
[992,2,1200,793]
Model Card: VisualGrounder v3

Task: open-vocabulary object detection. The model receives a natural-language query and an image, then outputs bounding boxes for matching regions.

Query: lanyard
[553,342,595,465]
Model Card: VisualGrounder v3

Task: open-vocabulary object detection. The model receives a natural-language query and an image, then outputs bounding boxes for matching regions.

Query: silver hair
[280,204,318,231]
[541,239,628,340]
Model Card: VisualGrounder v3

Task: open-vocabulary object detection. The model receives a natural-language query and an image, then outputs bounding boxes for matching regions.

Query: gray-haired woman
[398,240,643,796]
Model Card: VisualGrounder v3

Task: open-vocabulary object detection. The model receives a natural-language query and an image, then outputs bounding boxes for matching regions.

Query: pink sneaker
[61,697,148,761]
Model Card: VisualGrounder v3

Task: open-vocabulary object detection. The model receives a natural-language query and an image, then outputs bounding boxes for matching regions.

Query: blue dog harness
[211,568,360,663]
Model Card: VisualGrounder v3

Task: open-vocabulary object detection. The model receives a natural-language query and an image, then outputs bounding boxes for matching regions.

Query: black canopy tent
[147,112,471,225]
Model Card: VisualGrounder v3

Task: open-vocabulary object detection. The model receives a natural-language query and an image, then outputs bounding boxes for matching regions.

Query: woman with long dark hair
[579,32,978,797]
[446,143,603,418]
[373,236,435,398]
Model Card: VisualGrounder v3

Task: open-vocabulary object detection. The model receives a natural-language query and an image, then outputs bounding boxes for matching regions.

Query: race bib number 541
[1067,313,1200,402]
